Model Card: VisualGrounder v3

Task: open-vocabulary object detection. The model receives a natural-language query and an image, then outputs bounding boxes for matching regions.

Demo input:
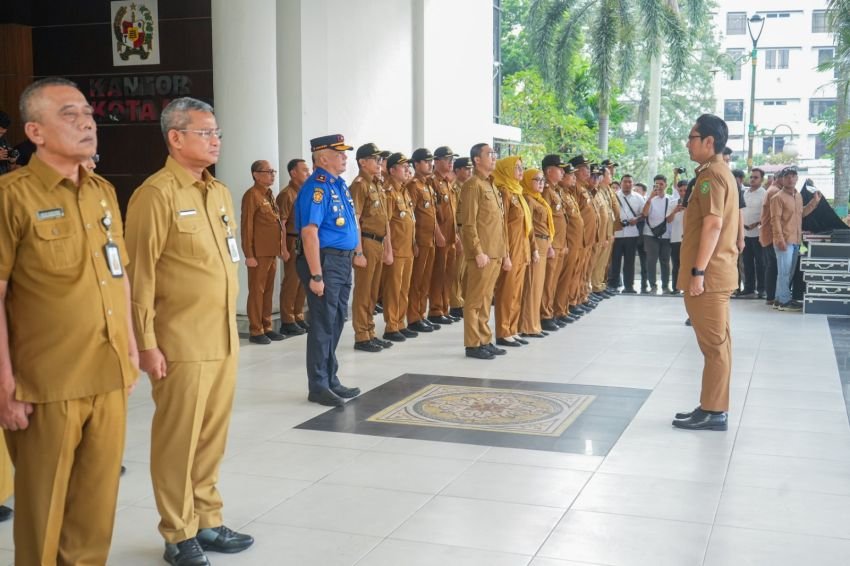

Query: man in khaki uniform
[674,114,739,432]
[449,158,473,319]
[351,143,393,352]
[570,156,599,310]
[429,146,460,325]
[539,155,570,331]
[241,160,286,344]
[589,165,614,298]
[461,143,508,360]
[555,164,585,322]
[126,97,253,565]
[599,159,621,295]
[277,159,311,335]
[0,77,137,565]
[407,148,444,333]
[382,153,417,342]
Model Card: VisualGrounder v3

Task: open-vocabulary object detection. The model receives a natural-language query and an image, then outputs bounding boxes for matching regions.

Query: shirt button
[86,223,92,230]
[107,309,113,315]
[101,280,106,286]
[94,252,100,257]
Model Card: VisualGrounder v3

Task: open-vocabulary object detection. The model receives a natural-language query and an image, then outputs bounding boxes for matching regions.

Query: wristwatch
[354,252,364,257]
[691,268,705,276]
[311,274,323,282]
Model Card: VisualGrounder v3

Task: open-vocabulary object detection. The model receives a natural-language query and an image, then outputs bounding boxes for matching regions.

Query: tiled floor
[1,294,847,565]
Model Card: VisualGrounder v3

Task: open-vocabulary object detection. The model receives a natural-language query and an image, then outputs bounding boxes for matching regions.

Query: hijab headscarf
[522,167,554,239]
[492,156,532,236]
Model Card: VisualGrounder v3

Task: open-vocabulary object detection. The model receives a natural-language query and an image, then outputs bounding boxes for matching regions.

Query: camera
[674,167,687,175]
[7,149,19,162]
[621,219,630,227]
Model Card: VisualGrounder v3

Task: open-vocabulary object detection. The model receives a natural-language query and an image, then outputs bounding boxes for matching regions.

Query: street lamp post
[746,14,765,174]
[759,124,798,157]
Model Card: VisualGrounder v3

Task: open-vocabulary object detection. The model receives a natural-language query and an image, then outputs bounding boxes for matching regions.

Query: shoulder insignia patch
[700,181,710,194]
[313,189,324,203]
[316,174,327,183]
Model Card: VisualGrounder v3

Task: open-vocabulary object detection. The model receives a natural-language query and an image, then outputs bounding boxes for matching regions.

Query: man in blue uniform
[294,134,366,407]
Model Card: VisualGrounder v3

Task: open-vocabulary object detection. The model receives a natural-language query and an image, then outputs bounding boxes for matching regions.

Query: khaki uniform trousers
[579,245,596,302]
[553,246,576,317]
[464,258,502,347]
[383,256,413,333]
[408,246,435,323]
[567,245,588,306]
[352,238,385,342]
[683,291,732,412]
[429,244,454,317]
[592,240,613,292]
[151,356,236,544]
[540,246,565,320]
[6,388,126,566]
[519,244,548,334]
[247,256,277,336]
[450,244,465,309]
[495,260,528,339]
[280,235,306,323]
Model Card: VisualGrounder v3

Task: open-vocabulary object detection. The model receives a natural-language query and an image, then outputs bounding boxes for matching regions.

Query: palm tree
[826,0,850,216]
[528,0,707,158]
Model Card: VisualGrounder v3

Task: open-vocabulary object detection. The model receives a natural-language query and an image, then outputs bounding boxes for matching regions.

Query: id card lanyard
[220,206,241,262]
[100,199,124,278]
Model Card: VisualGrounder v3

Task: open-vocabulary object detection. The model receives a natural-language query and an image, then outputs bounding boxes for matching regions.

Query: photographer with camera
[608,174,645,293]
[641,174,677,294]
[0,111,20,175]
[670,179,688,293]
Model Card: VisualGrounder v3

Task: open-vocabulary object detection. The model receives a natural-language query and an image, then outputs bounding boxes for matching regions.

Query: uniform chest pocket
[173,218,207,259]
[33,220,83,270]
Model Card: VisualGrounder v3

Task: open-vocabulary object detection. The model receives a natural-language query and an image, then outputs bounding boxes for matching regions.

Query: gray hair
[160,97,214,143]
[19,77,80,123]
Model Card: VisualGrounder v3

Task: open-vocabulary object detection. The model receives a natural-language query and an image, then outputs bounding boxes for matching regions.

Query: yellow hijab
[492,156,532,236]
[522,168,555,239]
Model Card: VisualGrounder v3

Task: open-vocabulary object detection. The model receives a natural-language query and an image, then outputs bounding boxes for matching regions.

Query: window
[724,99,744,122]
[815,134,829,159]
[810,98,836,121]
[765,49,790,69]
[726,48,744,80]
[813,10,828,33]
[819,48,838,78]
[763,136,786,154]
[727,12,747,35]
[762,100,788,106]
[765,12,791,19]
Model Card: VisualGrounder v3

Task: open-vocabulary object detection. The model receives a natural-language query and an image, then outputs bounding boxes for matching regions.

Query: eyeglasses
[486,151,499,158]
[256,169,277,175]
[178,128,223,140]
[687,134,705,141]
[532,177,545,182]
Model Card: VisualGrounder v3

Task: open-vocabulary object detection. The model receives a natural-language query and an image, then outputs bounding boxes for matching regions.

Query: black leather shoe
[248,334,271,345]
[372,337,393,349]
[684,318,692,326]
[332,385,361,399]
[672,409,728,431]
[374,302,384,314]
[354,340,382,352]
[408,321,433,333]
[449,307,464,319]
[556,316,575,325]
[541,319,559,332]
[164,538,210,566]
[429,315,453,325]
[423,318,441,330]
[400,327,419,338]
[520,332,546,338]
[296,320,310,331]
[496,337,521,347]
[383,331,407,342]
[514,336,529,345]
[466,346,495,360]
[484,343,507,356]
[675,406,701,420]
[448,314,461,322]
[120,465,126,476]
[197,525,254,554]
[570,306,586,316]
[265,331,286,341]
[0,506,12,523]
[582,301,597,310]
[621,288,637,294]
[554,318,567,327]
[307,389,344,407]
[280,322,306,335]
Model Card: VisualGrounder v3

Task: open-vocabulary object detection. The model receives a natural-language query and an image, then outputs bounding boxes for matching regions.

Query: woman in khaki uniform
[519,168,555,337]
[493,156,532,346]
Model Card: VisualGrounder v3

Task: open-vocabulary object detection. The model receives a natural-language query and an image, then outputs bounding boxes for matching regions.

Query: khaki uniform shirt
[453,180,464,229]
[541,183,568,250]
[240,184,282,258]
[526,195,549,254]
[407,175,438,248]
[460,172,507,259]
[385,177,416,258]
[592,188,610,241]
[0,155,135,402]
[351,170,388,238]
[432,171,457,243]
[126,156,239,361]
[679,154,739,292]
[276,182,300,236]
[770,188,812,247]
[604,185,621,237]
[498,186,531,264]
[561,187,584,249]
[577,185,598,247]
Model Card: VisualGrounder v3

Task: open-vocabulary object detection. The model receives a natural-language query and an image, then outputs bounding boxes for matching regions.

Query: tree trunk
[636,79,649,136]
[598,91,609,156]
[836,78,850,217]
[647,51,662,177]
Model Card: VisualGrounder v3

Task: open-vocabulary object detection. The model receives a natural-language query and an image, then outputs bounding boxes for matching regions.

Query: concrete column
[211,0,279,315]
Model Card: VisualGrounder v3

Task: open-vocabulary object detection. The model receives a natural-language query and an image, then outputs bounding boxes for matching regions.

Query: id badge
[104,242,124,278]
[226,236,241,262]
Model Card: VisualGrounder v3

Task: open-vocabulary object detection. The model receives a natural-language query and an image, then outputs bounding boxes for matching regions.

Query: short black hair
[722,146,733,156]
[250,160,265,173]
[751,167,765,178]
[695,114,729,154]
[621,174,632,180]
[653,174,667,183]
[635,182,647,191]
[287,158,305,173]
[0,111,10,129]
[470,143,489,167]
[732,168,745,180]
[677,179,689,188]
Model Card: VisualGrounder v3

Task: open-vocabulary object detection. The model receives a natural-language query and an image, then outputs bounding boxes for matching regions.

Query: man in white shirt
[641,174,678,294]
[608,174,645,293]
[669,179,687,293]
[740,168,766,298]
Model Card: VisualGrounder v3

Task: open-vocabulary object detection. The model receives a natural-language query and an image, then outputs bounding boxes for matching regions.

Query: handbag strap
[620,193,639,219]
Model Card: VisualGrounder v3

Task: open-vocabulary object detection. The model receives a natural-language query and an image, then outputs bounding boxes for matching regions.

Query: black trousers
[636,235,648,290]
[296,251,352,393]
[671,242,681,291]
[792,252,806,301]
[608,236,638,290]
[764,245,777,301]
[742,236,765,294]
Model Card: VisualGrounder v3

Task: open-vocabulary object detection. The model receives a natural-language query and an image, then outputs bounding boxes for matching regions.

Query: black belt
[320,247,355,258]
[535,234,550,240]
[286,232,298,237]
[361,231,385,243]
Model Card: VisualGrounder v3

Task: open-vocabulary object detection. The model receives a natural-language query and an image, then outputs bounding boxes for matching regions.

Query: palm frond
[637,0,664,58]
[615,0,636,85]
[590,0,619,106]
[662,4,689,80]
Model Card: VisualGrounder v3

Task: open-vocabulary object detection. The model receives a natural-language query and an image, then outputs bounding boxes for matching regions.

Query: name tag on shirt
[178,209,198,217]
[36,208,64,221]
[226,236,241,263]
[104,242,124,278]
